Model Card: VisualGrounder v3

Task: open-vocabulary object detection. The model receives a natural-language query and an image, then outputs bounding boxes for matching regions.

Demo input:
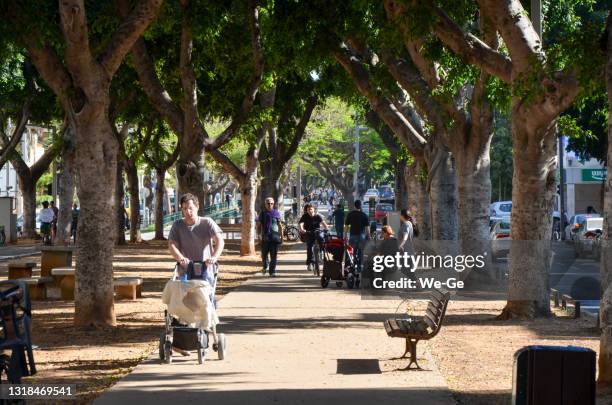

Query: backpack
[408,217,419,238]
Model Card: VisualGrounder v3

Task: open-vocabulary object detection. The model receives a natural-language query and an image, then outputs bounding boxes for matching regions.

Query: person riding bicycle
[344,200,370,273]
[38,201,55,244]
[298,203,329,272]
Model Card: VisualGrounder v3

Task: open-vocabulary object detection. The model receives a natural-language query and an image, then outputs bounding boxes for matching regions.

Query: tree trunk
[455,142,494,278]
[19,179,37,239]
[258,160,283,213]
[72,109,118,327]
[597,13,612,386]
[395,157,409,210]
[176,151,205,214]
[405,160,431,240]
[56,141,75,245]
[154,168,166,240]
[427,148,458,240]
[239,175,257,256]
[125,163,141,243]
[115,157,127,245]
[499,115,557,319]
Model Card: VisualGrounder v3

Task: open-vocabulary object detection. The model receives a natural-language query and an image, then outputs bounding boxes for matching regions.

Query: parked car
[374,203,394,221]
[564,213,602,242]
[568,216,603,258]
[490,218,511,260]
[490,199,564,239]
[363,188,380,203]
[378,185,394,202]
[490,201,512,218]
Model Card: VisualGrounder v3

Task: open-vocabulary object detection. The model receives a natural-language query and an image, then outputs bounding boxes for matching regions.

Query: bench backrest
[423,288,450,338]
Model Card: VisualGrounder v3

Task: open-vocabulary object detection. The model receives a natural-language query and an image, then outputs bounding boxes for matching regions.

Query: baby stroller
[321,234,357,288]
[159,261,227,365]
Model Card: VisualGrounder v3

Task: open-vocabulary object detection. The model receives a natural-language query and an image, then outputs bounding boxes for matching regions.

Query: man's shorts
[41,222,51,234]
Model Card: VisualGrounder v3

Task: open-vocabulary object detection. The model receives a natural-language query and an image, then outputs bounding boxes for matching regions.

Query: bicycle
[307,229,327,277]
[282,222,300,242]
[40,222,52,245]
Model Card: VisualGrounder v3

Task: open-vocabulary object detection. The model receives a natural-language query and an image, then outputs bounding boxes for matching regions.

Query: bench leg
[400,339,423,371]
[391,338,411,360]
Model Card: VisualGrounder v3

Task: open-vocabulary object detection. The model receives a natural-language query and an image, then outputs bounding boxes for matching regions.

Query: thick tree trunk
[115,158,127,245]
[405,160,431,240]
[56,142,75,245]
[73,109,118,327]
[125,163,141,243]
[427,148,458,240]
[499,115,557,319]
[19,179,37,239]
[176,152,205,214]
[597,14,612,386]
[239,175,257,256]
[455,144,494,278]
[154,168,166,240]
[258,160,283,212]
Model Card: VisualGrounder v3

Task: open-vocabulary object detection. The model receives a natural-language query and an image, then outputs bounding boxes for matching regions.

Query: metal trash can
[512,345,595,405]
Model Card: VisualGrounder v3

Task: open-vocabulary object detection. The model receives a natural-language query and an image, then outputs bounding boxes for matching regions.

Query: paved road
[95,245,454,405]
[495,241,600,314]
[0,244,40,261]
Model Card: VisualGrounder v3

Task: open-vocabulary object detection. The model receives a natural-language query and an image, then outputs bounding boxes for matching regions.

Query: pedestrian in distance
[38,201,55,245]
[71,203,79,243]
[256,197,283,277]
[332,203,345,238]
[50,201,59,241]
[344,200,370,275]
[398,209,414,252]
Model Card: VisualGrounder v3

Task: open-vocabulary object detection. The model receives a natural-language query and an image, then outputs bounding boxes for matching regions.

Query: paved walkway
[95,245,454,405]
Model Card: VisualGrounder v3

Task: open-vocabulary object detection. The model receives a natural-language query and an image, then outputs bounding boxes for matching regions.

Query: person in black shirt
[299,203,329,271]
[344,200,370,274]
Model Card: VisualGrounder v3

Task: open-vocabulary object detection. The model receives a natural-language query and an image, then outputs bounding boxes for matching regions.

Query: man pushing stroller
[167,193,225,356]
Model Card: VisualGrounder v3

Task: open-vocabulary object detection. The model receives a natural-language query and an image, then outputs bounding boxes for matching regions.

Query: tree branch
[0,85,35,170]
[206,0,265,150]
[179,1,200,142]
[383,0,512,83]
[279,94,318,165]
[100,0,164,77]
[333,43,427,158]
[130,40,185,135]
[208,148,245,180]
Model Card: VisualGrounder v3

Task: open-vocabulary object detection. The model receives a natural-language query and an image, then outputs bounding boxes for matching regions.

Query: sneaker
[262,267,268,275]
[307,263,313,272]
[269,272,276,277]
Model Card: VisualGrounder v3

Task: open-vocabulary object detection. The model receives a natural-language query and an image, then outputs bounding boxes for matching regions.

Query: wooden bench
[8,262,37,280]
[17,277,54,300]
[50,267,75,300]
[114,277,143,300]
[383,288,450,370]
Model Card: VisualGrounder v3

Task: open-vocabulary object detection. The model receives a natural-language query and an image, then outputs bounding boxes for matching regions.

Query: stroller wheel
[320,276,330,288]
[335,281,343,288]
[159,333,166,361]
[346,274,355,289]
[164,342,172,364]
[197,347,204,364]
[217,333,227,360]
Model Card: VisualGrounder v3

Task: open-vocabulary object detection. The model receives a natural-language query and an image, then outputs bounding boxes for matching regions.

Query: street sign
[581,169,606,182]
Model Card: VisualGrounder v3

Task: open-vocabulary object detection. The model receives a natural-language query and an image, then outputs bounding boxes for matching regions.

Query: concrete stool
[51,267,75,300]
[114,277,143,300]
[8,262,36,280]
[17,277,54,300]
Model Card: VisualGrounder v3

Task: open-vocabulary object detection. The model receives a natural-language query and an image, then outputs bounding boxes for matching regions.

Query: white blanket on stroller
[162,280,219,331]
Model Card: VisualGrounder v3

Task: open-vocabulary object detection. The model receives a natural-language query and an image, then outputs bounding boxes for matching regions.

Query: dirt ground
[424,290,607,405]
[4,243,611,404]
[0,239,263,404]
